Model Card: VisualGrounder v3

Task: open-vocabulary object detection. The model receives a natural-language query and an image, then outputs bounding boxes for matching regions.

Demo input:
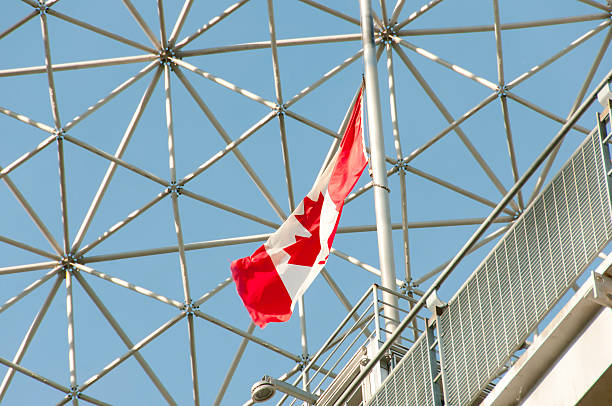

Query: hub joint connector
[159,47,177,67]
[298,354,310,370]
[182,300,198,315]
[274,104,287,117]
[169,182,183,196]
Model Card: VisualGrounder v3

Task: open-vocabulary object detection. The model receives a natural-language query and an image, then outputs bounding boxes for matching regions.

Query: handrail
[300,285,374,376]
[307,302,376,388]
[268,282,422,406]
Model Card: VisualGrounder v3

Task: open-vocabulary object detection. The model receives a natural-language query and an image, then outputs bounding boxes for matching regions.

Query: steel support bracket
[592,271,612,308]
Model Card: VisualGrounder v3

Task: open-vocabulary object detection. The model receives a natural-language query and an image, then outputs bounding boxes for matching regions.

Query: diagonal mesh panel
[438,130,612,406]
[367,327,439,406]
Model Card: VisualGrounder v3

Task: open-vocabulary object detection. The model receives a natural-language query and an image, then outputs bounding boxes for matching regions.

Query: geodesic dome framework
[0,0,611,404]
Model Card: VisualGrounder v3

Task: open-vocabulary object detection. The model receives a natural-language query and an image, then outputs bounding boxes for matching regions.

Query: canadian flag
[230,87,368,328]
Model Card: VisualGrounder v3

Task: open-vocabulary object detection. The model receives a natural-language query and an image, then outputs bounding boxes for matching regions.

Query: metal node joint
[181,300,198,315]
[159,48,177,67]
[400,279,415,295]
[68,385,80,400]
[379,25,398,44]
[37,4,49,14]
[497,85,508,98]
[273,104,287,116]
[60,254,77,267]
[298,354,310,370]
[55,129,66,141]
[394,159,407,172]
[168,182,183,196]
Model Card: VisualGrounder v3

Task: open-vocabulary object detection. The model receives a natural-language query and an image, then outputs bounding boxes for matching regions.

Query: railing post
[372,285,381,344]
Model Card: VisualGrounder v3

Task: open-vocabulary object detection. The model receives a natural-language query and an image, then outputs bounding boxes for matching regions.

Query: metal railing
[273,284,429,406]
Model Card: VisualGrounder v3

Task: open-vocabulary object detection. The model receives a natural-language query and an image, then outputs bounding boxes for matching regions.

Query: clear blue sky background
[0,0,610,404]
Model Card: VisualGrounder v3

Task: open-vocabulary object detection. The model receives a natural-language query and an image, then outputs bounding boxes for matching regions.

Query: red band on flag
[328,92,367,209]
[230,245,292,328]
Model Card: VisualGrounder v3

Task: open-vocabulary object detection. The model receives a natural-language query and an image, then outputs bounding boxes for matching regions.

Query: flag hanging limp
[231,87,368,328]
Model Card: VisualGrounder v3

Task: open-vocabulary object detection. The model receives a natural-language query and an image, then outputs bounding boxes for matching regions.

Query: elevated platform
[483,257,612,406]
[364,99,612,406]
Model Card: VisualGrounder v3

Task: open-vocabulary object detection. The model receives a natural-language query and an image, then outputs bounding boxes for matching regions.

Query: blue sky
[0,0,610,404]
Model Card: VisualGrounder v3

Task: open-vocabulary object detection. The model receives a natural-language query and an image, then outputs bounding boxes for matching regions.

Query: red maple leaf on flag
[283,192,325,267]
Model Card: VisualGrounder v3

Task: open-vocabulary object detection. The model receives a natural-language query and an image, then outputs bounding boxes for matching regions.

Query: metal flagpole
[358,0,399,333]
